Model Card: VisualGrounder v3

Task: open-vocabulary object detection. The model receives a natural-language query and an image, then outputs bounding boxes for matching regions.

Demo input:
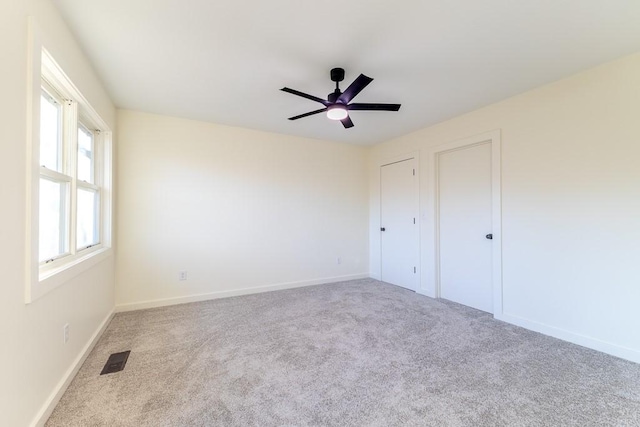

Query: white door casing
[380,157,419,291]
[424,130,503,317]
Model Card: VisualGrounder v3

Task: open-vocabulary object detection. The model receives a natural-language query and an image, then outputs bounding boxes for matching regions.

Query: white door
[380,158,418,290]
[438,143,493,313]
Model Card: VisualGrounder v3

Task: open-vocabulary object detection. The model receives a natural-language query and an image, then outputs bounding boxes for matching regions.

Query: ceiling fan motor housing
[328,89,341,103]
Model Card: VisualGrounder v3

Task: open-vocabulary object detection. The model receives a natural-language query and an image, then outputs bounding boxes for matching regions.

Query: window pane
[77,125,94,183]
[39,178,68,262]
[77,188,99,249]
[40,91,63,172]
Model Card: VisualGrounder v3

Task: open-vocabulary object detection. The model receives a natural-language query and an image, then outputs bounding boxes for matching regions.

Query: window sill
[27,247,112,303]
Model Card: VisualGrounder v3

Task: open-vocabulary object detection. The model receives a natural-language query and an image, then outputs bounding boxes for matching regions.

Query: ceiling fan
[281,68,401,129]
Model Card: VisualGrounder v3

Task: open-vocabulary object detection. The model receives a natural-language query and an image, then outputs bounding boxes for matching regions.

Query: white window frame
[76,121,101,251]
[26,21,113,303]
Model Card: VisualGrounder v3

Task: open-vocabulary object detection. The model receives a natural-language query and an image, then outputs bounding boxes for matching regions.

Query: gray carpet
[46,279,640,426]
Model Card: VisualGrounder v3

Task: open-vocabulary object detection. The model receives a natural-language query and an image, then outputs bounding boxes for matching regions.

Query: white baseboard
[497,312,640,364]
[116,273,370,312]
[416,288,435,298]
[31,309,115,427]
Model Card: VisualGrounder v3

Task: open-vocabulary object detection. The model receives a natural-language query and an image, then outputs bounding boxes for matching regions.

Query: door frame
[425,130,503,317]
[379,151,420,291]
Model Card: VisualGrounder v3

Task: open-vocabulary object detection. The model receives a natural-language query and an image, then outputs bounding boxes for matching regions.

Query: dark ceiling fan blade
[281,87,329,106]
[337,74,373,104]
[348,103,401,111]
[288,108,327,121]
[341,116,354,129]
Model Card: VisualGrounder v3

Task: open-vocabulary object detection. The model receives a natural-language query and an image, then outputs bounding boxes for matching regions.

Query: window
[26,46,112,302]
[39,83,70,263]
[38,81,105,266]
[76,124,100,250]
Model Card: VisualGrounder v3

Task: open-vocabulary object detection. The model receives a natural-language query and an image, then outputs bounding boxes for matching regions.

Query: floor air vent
[100,351,131,375]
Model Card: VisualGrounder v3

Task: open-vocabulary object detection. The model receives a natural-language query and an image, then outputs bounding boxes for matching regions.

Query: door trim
[425,130,503,317]
[378,151,420,291]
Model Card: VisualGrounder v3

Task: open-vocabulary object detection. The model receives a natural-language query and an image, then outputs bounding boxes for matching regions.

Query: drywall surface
[370,53,640,362]
[116,110,369,308]
[0,1,116,425]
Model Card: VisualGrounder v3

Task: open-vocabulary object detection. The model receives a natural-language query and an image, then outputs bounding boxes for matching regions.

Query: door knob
[381,227,386,232]
[485,234,493,240]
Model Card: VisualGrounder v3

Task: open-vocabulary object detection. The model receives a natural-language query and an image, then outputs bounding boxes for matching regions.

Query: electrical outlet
[63,323,70,344]
[178,271,188,281]
[337,257,342,265]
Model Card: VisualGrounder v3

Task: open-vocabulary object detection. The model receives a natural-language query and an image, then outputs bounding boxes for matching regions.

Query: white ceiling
[52,0,640,145]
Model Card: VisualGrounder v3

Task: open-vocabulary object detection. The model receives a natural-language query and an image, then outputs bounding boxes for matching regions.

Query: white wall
[0,1,116,426]
[116,110,369,310]
[369,53,640,363]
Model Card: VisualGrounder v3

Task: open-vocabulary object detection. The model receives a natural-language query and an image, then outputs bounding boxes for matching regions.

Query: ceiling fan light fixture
[282,69,400,129]
[326,104,348,121]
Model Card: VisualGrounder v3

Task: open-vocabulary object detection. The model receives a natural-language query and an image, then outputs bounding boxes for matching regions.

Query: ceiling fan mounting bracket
[330,67,345,83]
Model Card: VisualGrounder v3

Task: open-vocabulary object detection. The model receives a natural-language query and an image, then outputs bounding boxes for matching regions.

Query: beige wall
[369,53,640,362]
[0,1,116,426]
[116,110,369,309]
